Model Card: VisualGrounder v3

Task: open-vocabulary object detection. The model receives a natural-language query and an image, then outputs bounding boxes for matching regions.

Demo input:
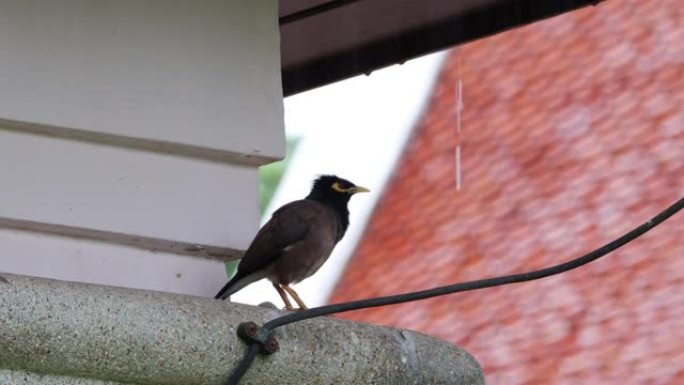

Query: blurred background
[1,0,682,384]
[244,0,684,384]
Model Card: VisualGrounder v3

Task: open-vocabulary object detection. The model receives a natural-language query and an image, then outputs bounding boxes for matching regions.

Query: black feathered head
[306,175,369,206]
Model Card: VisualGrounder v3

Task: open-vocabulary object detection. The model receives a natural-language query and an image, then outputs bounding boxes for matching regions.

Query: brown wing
[233,199,325,279]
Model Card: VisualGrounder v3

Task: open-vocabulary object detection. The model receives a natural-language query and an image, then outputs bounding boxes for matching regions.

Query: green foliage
[258,136,300,215]
[225,259,239,279]
[259,163,286,216]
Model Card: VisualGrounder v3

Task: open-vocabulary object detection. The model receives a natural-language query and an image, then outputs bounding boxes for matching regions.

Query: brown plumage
[215,175,369,310]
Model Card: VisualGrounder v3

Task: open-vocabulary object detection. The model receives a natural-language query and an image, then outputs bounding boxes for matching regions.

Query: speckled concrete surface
[0,273,484,385]
[0,369,125,384]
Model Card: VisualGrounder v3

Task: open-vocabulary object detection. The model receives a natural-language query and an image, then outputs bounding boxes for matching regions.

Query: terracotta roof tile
[328,0,684,383]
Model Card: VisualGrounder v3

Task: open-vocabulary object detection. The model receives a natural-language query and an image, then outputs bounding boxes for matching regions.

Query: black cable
[265,196,683,329]
[225,344,259,385]
[225,195,683,384]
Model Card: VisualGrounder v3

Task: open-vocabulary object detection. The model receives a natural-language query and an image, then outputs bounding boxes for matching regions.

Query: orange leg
[272,283,294,310]
[282,285,308,310]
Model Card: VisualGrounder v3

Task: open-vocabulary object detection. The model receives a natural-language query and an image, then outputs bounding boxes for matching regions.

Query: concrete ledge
[0,369,122,385]
[0,273,484,385]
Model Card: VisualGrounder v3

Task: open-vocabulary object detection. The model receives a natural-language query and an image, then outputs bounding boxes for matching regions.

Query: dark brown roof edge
[282,0,603,96]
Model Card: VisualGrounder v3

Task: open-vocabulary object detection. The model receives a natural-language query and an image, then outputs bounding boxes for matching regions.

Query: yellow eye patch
[331,182,352,193]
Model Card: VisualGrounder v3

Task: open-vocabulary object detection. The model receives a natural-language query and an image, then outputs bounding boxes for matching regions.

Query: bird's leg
[273,283,295,310]
[282,285,308,310]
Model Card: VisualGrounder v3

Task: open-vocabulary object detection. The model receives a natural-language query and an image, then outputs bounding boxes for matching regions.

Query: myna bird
[215,175,369,310]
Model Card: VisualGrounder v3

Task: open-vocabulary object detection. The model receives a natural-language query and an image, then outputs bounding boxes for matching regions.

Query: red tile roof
[329,1,684,383]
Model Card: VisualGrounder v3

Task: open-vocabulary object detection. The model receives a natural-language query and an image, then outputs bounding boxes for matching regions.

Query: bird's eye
[331,182,352,193]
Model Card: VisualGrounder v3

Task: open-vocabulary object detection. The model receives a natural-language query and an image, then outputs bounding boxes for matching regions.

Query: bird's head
[307,175,370,206]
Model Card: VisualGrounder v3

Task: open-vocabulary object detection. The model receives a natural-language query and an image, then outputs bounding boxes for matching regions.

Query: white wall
[0,0,283,296]
[0,0,284,161]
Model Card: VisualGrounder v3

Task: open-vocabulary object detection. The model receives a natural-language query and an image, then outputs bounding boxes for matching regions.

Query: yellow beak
[351,186,370,194]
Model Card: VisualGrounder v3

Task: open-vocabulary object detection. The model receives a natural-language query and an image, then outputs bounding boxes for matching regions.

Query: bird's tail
[215,269,265,300]
[214,275,239,299]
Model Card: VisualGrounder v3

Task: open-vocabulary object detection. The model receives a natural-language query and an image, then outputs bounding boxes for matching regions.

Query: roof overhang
[280,0,603,96]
